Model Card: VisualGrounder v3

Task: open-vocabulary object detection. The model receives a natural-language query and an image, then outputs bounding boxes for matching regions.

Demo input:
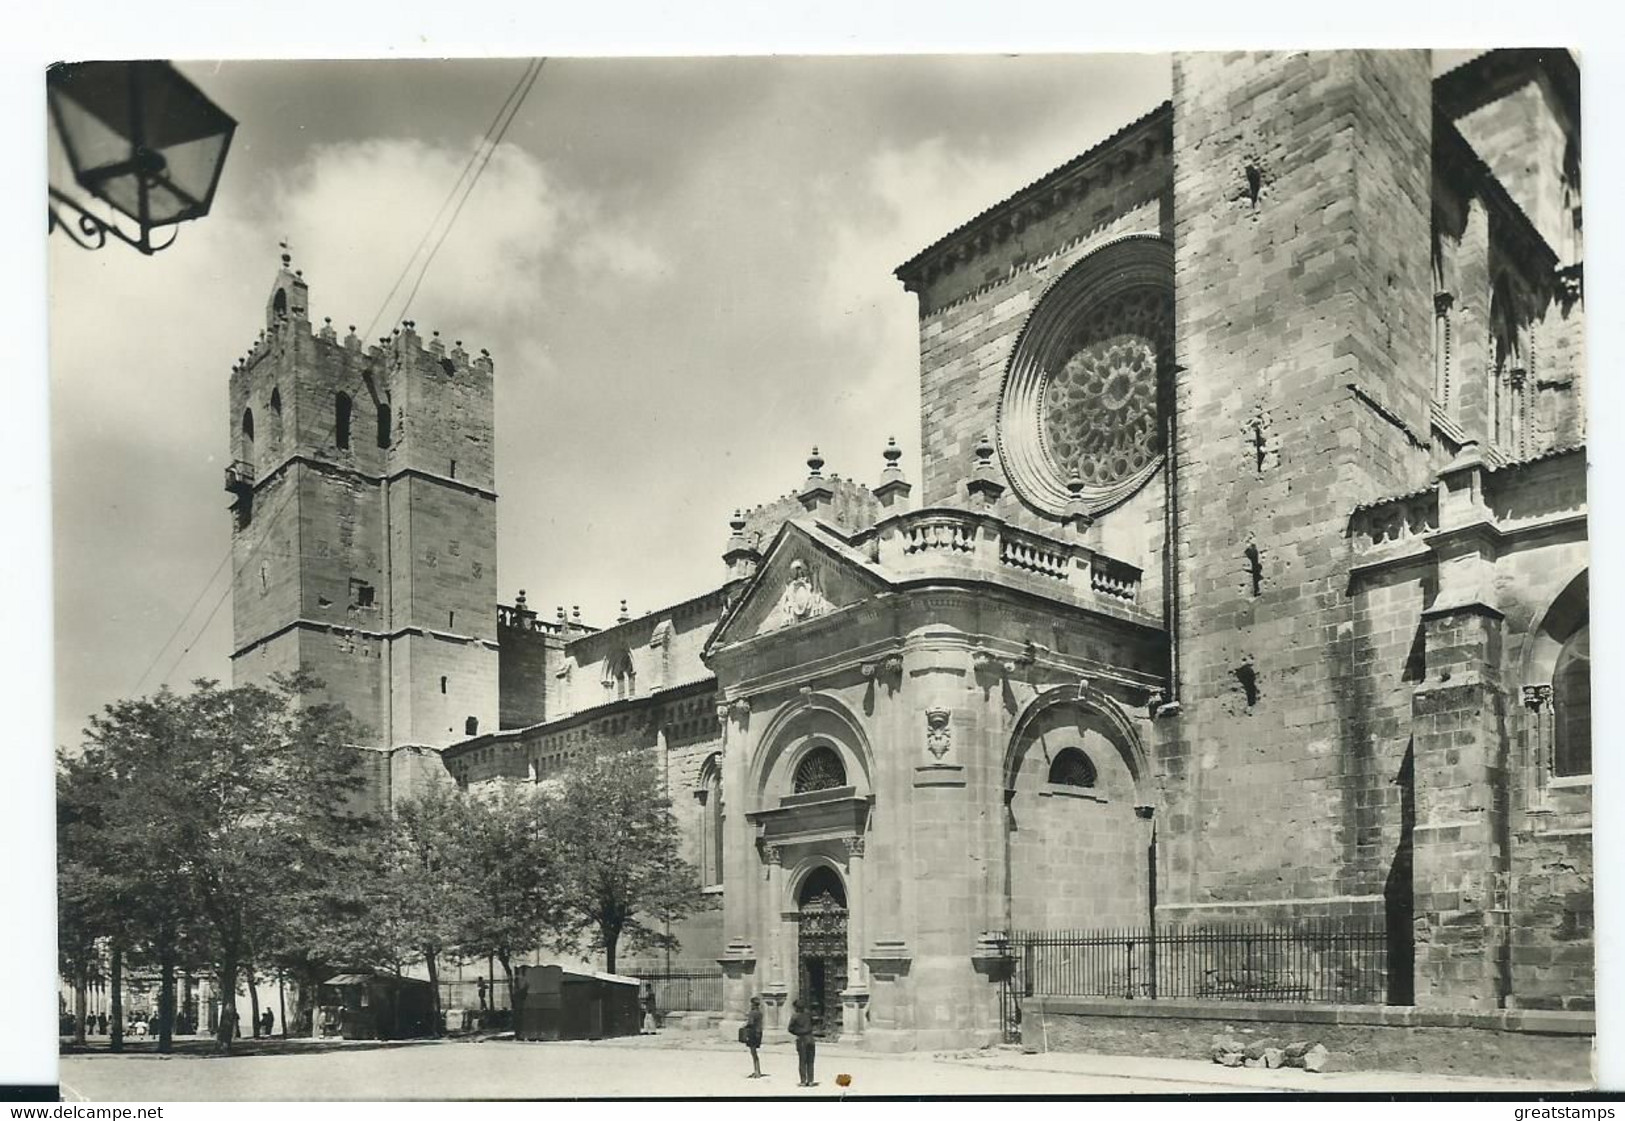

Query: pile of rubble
[1209,1034,1340,1072]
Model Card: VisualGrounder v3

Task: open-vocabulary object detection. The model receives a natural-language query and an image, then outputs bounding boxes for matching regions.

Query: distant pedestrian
[96,1013,107,1036]
[739,995,764,1078]
[641,983,658,1033]
[261,1008,274,1037]
[789,999,816,1087]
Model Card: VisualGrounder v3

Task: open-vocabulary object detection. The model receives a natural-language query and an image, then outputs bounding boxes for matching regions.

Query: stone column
[762,844,790,1036]
[840,835,869,1040]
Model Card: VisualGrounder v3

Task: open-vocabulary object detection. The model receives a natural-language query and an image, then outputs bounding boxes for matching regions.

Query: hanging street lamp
[47,60,237,255]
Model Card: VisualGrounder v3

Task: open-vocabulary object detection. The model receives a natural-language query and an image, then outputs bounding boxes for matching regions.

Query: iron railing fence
[1007,920,1388,1005]
[635,968,725,1013]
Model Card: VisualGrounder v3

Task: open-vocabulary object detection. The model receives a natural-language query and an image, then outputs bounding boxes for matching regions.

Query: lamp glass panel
[154,133,229,216]
[50,61,234,227]
[51,92,130,178]
[93,174,145,224]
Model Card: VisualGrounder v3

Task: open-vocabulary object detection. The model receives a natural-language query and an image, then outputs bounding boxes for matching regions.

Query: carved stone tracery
[998,236,1174,516]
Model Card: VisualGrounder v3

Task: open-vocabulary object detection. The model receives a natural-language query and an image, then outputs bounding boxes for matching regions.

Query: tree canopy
[542,747,702,975]
[59,678,708,1049]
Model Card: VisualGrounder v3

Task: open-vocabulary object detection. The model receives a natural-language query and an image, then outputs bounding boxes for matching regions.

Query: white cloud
[569,226,669,283]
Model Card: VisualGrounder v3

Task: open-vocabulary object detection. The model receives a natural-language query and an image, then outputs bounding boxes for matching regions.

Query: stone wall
[905,106,1172,547]
[1157,52,1436,924]
[1009,714,1147,932]
[228,264,501,767]
[1020,1000,1592,1082]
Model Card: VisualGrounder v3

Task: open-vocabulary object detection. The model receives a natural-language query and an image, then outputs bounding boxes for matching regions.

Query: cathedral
[226,50,1589,1051]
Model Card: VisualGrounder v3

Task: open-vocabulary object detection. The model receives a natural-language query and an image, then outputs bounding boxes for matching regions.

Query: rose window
[997,236,1173,517]
[1039,287,1170,489]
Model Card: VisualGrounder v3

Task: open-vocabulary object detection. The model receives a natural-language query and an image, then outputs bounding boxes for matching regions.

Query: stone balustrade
[496,605,569,634]
[872,506,1141,607]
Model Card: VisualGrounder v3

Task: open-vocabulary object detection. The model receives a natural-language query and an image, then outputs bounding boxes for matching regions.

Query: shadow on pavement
[59,1035,492,1059]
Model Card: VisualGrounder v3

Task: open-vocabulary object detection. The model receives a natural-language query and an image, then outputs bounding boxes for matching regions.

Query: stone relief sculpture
[768,558,833,631]
[925,707,952,759]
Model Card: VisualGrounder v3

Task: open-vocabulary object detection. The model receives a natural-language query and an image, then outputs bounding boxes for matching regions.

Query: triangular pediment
[707,521,891,652]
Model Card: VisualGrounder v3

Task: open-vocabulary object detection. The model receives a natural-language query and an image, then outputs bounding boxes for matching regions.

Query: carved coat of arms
[925,707,952,759]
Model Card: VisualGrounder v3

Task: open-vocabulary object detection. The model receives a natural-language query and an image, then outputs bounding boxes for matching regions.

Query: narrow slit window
[335,392,353,450]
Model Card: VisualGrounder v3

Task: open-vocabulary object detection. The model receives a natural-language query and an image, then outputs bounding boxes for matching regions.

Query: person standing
[260,1008,274,1037]
[739,995,764,1078]
[788,999,816,1087]
[641,983,659,1033]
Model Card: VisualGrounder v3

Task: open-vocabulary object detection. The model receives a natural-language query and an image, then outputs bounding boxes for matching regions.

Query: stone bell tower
[226,248,499,771]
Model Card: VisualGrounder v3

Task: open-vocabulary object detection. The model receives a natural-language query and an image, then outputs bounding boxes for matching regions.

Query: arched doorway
[796,866,847,1038]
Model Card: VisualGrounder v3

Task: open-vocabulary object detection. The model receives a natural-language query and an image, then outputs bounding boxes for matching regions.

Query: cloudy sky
[48,54,1183,746]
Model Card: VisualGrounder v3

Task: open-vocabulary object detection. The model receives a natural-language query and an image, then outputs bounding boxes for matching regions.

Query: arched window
[700,757,723,888]
[272,288,287,319]
[798,865,846,909]
[335,392,353,450]
[241,407,255,445]
[1553,626,1590,777]
[1489,277,1528,453]
[1048,747,1097,788]
[465,716,480,737]
[269,387,282,417]
[377,402,392,448]
[793,746,846,794]
[604,648,635,700]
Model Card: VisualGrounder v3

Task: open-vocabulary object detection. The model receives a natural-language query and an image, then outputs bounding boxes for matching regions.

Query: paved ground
[58,1033,1592,1100]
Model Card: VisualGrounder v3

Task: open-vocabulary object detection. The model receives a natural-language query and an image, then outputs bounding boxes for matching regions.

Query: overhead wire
[363,57,543,342]
[396,58,545,326]
[131,58,547,695]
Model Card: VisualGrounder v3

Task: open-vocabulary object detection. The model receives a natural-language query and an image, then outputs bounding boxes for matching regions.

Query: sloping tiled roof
[893,100,1171,290]
[1433,48,1579,126]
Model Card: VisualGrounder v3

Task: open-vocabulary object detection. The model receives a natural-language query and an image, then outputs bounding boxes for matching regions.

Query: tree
[382,783,476,1033]
[61,672,374,1053]
[542,748,704,974]
[262,824,392,1038]
[58,698,208,1054]
[456,782,563,1017]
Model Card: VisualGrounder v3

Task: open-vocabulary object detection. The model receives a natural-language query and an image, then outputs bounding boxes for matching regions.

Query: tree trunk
[73,971,87,1046]
[158,949,176,1054]
[498,950,517,1027]
[309,975,321,1039]
[246,963,261,1038]
[424,948,442,1037]
[278,972,287,1039]
[109,943,124,1054]
[216,963,239,1053]
[302,965,322,1039]
[603,924,620,976]
[156,948,176,1052]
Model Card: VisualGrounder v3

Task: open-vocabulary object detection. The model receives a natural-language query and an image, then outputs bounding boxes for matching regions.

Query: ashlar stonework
[230,49,1590,1050]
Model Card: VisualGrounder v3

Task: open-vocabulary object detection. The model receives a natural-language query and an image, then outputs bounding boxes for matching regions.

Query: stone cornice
[714,621,1161,705]
[443,675,721,760]
[230,617,500,660]
[1349,509,1586,586]
[248,453,498,501]
[894,101,1171,295]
